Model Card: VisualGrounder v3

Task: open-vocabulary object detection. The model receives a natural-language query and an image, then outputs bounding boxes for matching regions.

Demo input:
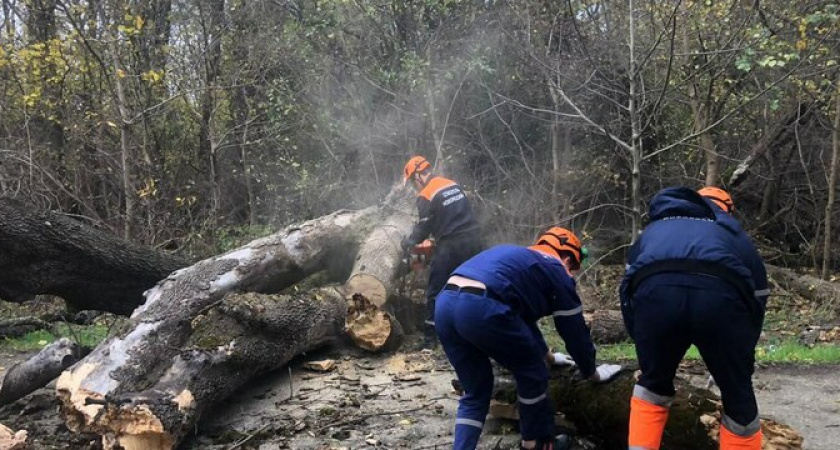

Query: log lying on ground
[0,197,188,315]
[344,197,415,308]
[584,310,629,344]
[492,367,803,449]
[56,207,378,449]
[343,192,416,350]
[0,316,50,339]
[0,338,89,407]
[766,264,840,306]
[59,289,346,449]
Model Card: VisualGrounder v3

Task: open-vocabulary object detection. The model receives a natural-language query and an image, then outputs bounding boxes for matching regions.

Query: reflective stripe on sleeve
[553,305,583,317]
[455,418,484,429]
[632,384,674,408]
[517,393,547,405]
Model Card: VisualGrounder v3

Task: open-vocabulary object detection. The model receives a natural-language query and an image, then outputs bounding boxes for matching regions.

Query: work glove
[550,352,576,367]
[591,364,622,382]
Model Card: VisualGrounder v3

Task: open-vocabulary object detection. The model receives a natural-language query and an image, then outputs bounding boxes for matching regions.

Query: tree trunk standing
[56,207,379,449]
[822,77,840,280]
[59,289,347,450]
[628,0,642,241]
[0,197,187,314]
[199,0,225,215]
[102,0,136,240]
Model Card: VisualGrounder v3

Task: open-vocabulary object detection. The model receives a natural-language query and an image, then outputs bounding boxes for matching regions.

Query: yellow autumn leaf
[796,40,808,51]
[135,15,145,31]
[116,68,126,78]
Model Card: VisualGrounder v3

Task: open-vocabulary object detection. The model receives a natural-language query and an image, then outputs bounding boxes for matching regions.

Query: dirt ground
[0,342,838,450]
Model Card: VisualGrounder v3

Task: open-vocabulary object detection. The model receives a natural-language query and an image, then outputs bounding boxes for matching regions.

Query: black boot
[521,434,572,450]
[422,325,438,350]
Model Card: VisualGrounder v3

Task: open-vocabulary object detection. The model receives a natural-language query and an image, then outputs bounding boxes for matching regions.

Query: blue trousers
[628,273,762,427]
[436,289,553,450]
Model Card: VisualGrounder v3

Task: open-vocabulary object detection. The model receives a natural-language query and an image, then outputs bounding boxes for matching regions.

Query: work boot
[422,325,438,350]
[521,434,572,450]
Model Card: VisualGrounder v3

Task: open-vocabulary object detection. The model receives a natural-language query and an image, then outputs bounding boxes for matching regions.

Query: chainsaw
[408,239,434,272]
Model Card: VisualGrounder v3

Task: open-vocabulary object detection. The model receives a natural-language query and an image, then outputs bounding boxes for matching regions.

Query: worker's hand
[550,352,576,367]
[590,364,622,382]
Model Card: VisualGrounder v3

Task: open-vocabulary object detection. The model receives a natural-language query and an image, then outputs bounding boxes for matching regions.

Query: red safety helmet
[535,227,585,269]
[698,186,734,213]
[403,156,432,186]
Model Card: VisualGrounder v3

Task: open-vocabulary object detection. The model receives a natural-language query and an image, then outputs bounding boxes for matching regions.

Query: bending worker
[401,156,484,348]
[621,186,769,450]
[436,227,621,450]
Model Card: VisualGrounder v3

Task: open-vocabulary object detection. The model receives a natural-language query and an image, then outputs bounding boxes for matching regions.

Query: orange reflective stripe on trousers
[628,396,669,450]
[720,424,762,450]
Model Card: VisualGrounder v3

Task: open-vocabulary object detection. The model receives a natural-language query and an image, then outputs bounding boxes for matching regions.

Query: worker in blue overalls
[436,227,622,450]
[621,186,769,450]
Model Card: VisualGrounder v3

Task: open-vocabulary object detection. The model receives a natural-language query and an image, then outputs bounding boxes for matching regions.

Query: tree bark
[584,310,629,344]
[343,192,414,351]
[0,197,187,315]
[767,264,840,306]
[55,207,378,449]
[0,338,89,407]
[58,289,347,450]
[492,367,802,449]
[822,79,840,279]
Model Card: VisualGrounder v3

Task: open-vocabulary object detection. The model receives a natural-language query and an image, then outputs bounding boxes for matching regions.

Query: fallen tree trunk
[56,207,378,449]
[584,310,629,344]
[766,264,840,306]
[0,338,89,406]
[0,317,50,339]
[0,197,188,315]
[58,289,346,450]
[492,367,803,449]
[344,201,415,308]
[343,195,415,350]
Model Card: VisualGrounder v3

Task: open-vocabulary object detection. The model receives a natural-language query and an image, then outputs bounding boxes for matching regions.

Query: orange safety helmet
[403,156,432,186]
[535,227,585,268]
[698,186,734,213]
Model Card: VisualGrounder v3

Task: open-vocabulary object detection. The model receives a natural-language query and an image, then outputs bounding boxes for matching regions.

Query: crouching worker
[436,227,622,450]
[621,187,768,450]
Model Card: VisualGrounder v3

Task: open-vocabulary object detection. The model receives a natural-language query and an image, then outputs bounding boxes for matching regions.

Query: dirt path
[1,344,837,449]
[753,365,840,450]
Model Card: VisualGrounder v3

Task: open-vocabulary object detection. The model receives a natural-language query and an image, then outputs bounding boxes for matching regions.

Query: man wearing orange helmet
[435,227,621,450]
[401,156,483,348]
[621,186,769,450]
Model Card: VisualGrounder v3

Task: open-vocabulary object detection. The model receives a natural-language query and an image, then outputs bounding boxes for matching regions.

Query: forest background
[2,0,839,277]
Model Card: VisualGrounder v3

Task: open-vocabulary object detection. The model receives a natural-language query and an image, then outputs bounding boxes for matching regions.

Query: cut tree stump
[491,367,803,449]
[55,206,379,449]
[0,197,187,315]
[0,338,89,406]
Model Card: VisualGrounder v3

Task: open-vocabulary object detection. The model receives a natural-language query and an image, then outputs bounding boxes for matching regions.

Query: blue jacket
[620,187,769,336]
[452,244,597,377]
